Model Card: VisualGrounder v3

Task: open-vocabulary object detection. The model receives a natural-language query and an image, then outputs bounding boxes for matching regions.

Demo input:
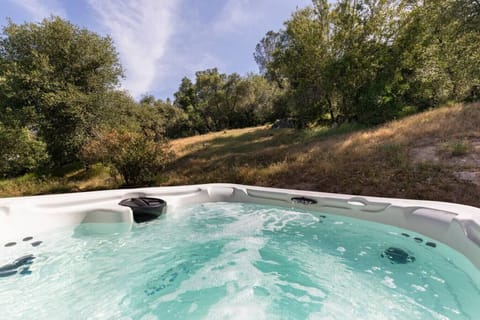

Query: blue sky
[1,0,311,99]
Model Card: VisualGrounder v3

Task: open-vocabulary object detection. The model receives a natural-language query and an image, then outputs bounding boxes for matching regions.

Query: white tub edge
[1,183,480,270]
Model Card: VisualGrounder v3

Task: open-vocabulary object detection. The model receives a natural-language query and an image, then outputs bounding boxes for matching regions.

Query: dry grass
[0,164,117,197]
[163,102,480,207]
[172,126,270,157]
[2,103,480,206]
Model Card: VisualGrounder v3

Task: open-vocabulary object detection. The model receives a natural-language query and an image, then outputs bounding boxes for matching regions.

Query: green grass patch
[440,140,470,157]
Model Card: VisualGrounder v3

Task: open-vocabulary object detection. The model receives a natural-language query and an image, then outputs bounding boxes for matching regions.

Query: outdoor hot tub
[1,184,479,319]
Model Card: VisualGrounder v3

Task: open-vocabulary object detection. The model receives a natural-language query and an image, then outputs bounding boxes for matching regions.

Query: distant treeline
[0,0,479,184]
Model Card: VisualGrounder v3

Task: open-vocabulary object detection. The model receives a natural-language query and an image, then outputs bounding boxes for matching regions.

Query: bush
[80,129,174,186]
[0,124,49,178]
[398,106,418,118]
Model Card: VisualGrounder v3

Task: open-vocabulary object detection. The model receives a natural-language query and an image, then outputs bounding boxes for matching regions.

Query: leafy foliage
[172,69,283,134]
[255,0,480,126]
[0,17,123,167]
[80,129,173,186]
[0,123,48,178]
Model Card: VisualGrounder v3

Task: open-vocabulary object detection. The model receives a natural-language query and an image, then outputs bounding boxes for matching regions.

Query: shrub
[398,106,418,118]
[0,124,49,178]
[80,129,174,186]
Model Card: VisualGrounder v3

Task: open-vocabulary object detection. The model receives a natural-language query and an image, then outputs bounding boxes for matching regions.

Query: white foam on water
[259,208,319,232]
[430,276,446,284]
[442,306,461,315]
[412,284,427,292]
[188,303,198,313]
[204,287,269,320]
[155,238,265,300]
[382,276,397,289]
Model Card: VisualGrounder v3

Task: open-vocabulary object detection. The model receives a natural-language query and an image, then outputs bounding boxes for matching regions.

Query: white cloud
[88,0,181,98]
[8,0,66,21]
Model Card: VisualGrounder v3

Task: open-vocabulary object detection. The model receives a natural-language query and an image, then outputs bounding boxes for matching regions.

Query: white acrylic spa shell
[1,184,480,270]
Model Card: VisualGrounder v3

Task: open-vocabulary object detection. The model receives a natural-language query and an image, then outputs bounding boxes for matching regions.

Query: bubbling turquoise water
[1,202,479,319]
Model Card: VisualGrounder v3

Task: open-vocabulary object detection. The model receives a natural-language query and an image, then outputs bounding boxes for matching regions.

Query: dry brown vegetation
[0,164,118,197]
[2,103,480,207]
[164,103,480,207]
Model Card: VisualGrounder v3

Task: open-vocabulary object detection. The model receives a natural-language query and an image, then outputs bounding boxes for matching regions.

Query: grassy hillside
[2,103,480,207]
[164,103,480,206]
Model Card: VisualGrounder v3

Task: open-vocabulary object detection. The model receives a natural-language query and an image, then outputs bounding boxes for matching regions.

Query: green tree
[328,0,407,124]
[229,74,284,125]
[0,17,123,167]
[174,76,210,134]
[254,30,288,87]
[254,0,426,126]
[0,122,48,177]
[173,69,283,133]
[174,77,196,111]
[194,68,228,131]
[397,0,480,107]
